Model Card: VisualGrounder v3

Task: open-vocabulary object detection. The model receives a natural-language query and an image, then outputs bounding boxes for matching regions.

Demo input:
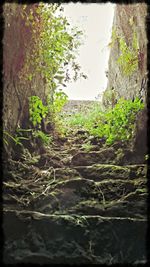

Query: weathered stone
[74,164,147,181]
[75,164,129,181]
[116,148,147,165]
[132,107,147,160]
[54,167,81,180]
[30,174,147,216]
[69,196,147,218]
[89,136,106,146]
[71,147,116,166]
[36,153,65,168]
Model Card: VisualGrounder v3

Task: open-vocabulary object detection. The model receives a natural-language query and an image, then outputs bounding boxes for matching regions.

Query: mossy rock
[74,164,147,181]
[54,168,81,180]
[71,147,116,166]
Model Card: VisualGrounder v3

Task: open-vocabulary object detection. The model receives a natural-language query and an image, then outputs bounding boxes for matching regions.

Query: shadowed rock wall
[105,3,147,103]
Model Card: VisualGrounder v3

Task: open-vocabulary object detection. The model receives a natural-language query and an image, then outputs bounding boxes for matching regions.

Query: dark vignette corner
[146,2,150,265]
[0,2,4,266]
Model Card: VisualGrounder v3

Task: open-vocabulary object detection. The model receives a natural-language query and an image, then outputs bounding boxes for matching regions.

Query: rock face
[133,107,147,157]
[3,3,47,134]
[103,3,147,161]
[104,3,147,103]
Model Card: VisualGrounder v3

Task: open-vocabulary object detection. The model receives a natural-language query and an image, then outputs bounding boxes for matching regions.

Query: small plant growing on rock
[117,31,139,76]
[32,130,53,146]
[3,129,30,147]
[81,141,94,152]
[109,23,139,76]
[102,87,119,108]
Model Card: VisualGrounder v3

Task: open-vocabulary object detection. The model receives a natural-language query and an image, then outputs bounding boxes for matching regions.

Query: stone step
[71,148,116,166]
[74,164,147,181]
[71,148,146,166]
[54,167,81,180]
[28,176,147,218]
[3,209,147,264]
[66,194,147,218]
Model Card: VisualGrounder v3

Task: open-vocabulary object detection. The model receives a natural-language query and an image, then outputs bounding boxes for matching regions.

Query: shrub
[63,98,144,145]
[101,97,144,144]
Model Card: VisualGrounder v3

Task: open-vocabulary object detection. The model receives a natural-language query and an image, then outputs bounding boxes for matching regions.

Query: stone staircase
[3,132,148,264]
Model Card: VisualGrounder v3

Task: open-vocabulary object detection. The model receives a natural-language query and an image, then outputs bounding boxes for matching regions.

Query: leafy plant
[19,4,86,93]
[3,130,29,146]
[62,98,144,145]
[46,89,68,135]
[32,130,53,145]
[19,4,87,136]
[29,96,48,127]
[101,97,144,144]
[50,89,68,115]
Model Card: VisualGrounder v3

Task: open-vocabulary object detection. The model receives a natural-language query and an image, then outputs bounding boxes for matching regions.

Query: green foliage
[62,102,105,139]
[16,127,53,147]
[63,102,103,133]
[20,4,86,133]
[3,129,29,146]
[29,96,48,127]
[100,97,144,144]
[46,89,68,134]
[63,98,144,145]
[20,4,86,91]
[32,130,53,145]
[52,89,68,114]
[28,90,68,137]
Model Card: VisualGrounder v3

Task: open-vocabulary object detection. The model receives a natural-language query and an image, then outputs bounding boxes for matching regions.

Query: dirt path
[3,130,148,264]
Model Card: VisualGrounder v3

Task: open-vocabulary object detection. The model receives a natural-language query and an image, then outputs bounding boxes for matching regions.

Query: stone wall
[63,100,99,115]
[104,3,147,104]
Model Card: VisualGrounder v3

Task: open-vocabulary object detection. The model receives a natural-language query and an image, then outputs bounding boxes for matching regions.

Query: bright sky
[61,3,115,100]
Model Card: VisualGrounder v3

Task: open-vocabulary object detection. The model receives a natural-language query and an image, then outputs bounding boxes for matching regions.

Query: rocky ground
[3,125,148,264]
